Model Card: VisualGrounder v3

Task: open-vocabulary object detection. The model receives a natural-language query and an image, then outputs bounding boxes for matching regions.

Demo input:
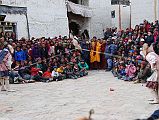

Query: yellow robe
[90,41,96,63]
[95,42,102,62]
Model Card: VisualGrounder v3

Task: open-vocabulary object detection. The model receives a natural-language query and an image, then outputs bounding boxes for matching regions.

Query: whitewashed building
[131,0,159,27]
[0,0,112,39]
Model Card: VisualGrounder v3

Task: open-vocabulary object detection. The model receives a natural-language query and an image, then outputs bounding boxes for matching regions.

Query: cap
[140,38,145,42]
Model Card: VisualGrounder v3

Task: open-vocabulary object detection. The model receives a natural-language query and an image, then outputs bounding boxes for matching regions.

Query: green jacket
[78,62,89,70]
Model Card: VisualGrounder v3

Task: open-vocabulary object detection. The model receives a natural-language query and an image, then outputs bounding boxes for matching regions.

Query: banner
[67,1,93,17]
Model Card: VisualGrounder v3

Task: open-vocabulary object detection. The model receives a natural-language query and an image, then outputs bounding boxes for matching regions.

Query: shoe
[134,80,140,84]
[140,80,146,83]
[1,89,7,91]
[147,117,154,120]
[149,100,159,104]
[45,80,50,83]
[105,69,111,72]
[7,89,16,92]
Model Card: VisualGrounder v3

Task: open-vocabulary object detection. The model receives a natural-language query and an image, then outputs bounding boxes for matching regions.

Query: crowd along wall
[2,0,69,39]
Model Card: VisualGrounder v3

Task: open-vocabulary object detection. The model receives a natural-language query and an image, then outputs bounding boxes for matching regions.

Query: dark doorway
[68,0,78,4]
[0,15,6,21]
[69,22,80,36]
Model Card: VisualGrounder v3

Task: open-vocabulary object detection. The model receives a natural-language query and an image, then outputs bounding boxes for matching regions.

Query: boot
[0,77,6,91]
[4,77,15,92]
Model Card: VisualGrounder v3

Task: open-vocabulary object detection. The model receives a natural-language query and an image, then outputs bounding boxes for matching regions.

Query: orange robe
[95,42,102,62]
[90,41,96,63]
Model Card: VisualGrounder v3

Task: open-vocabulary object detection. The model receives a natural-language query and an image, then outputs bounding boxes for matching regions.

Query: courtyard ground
[0,71,158,120]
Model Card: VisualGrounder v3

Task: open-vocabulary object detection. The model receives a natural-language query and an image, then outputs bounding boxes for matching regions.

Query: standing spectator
[32,43,42,60]
[41,43,48,59]
[105,39,113,71]
[146,31,154,46]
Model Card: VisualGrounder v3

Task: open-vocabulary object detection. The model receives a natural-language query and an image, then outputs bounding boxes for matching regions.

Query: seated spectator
[117,63,126,80]
[42,68,52,81]
[30,64,48,82]
[56,65,66,79]
[73,64,81,78]
[14,46,26,62]
[134,62,152,83]
[51,66,63,81]
[124,61,137,81]
[78,60,89,77]
[64,64,78,79]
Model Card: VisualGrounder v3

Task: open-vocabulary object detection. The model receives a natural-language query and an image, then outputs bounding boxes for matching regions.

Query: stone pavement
[0,71,158,120]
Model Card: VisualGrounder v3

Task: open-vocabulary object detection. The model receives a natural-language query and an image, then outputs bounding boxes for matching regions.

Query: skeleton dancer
[0,42,15,92]
[142,43,159,104]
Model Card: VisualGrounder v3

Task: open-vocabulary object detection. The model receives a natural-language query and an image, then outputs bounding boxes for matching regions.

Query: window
[111,0,130,6]
[68,0,89,6]
[111,11,115,18]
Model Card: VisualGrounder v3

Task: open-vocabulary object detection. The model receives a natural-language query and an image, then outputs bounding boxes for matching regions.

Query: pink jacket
[125,64,137,77]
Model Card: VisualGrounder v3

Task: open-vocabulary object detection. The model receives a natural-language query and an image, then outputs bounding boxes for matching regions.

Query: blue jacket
[110,44,117,55]
[105,45,111,59]
[14,50,26,61]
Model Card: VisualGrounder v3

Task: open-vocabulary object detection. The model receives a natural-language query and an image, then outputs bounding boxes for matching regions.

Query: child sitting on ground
[42,68,52,82]
[64,64,78,79]
[51,66,63,81]
[56,65,66,80]
[73,64,81,78]
[124,61,137,81]
[117,63,126,80]
[78,60,89,77]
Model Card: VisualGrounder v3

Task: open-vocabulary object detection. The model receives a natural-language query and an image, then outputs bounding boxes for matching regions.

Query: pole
[25,13,30,40]
[154,0,157,21]
[119,1,121,30]
[129,2,131,29]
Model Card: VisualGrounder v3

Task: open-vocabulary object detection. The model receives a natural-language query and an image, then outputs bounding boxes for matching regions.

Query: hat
[80,59,85,62]
[140,38,145,42]
[129,50,134,53]
[136,55,141,60]
[142,43,149,56]
[53,66,57,69]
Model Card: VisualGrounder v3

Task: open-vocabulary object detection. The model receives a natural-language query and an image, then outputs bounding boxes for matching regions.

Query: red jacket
[31,67,40,76]
[42,71,51,78]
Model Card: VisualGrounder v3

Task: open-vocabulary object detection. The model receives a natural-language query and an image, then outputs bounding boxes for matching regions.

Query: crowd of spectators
[103,20,159,83]
[0,35,89,84]
[1,19,159,84]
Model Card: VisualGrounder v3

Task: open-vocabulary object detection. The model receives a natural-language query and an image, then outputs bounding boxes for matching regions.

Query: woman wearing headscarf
[142,43,159,104]
[0,42,14,92]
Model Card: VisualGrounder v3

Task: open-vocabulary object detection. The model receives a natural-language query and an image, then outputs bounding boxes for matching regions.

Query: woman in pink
[0,42,14,92]
[142,43,159,104]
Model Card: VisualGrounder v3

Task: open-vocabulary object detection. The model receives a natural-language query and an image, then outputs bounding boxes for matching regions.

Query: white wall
[89,0,112,38]
[4,14,28,39]
[111,5,130,30]
[131,0,156,28]
[2,0,69,39]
